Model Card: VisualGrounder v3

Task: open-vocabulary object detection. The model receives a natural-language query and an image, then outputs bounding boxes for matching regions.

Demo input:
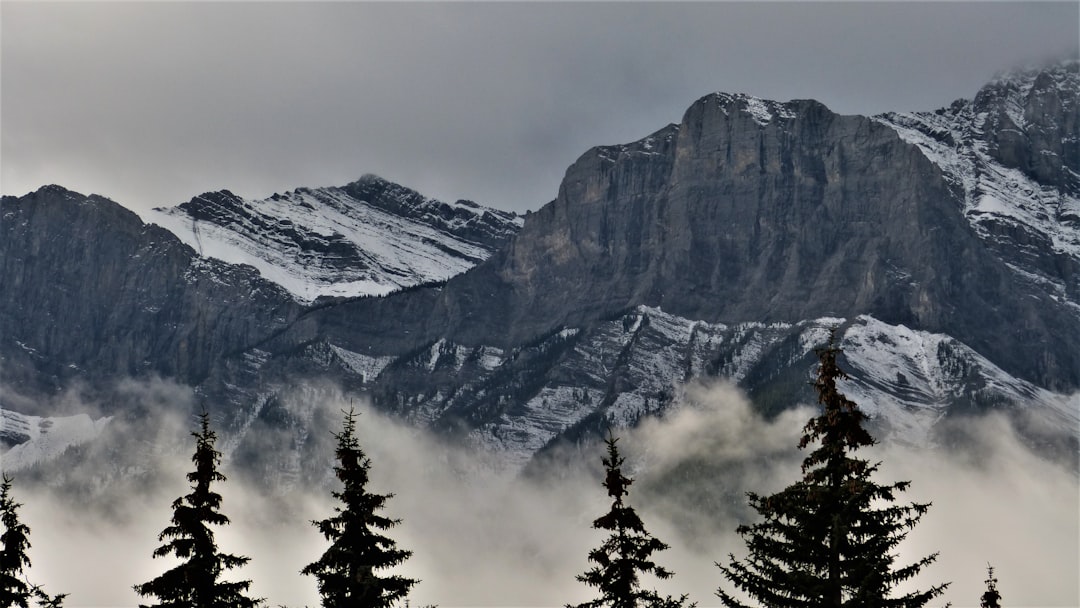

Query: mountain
[2,60,1077,477]
[0,185,301,400]
[874,62,1079,332]
[148,174,522,303]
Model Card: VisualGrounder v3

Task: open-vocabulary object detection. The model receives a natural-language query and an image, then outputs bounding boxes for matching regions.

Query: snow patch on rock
[1,408,112,471]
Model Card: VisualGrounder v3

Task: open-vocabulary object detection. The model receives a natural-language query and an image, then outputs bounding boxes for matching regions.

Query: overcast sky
[2,2,1077,215]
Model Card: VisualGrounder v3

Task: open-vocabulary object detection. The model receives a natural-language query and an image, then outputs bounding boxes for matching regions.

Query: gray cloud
[2,2,1077,214]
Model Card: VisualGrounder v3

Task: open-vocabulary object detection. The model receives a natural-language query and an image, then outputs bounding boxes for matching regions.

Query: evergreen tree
[568,433,692,608]
[0,476,65,608]
[1,475,33,608]
[979,564,1001,608]
[716,334,949,608]
[303,408,416,608]
[134,412,260,608]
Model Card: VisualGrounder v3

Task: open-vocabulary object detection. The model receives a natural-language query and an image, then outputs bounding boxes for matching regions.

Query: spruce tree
[303,408,416,608]
[133,412,260,608]
[1,475,33,608]
[716,334,949,608]
[568,433,692,608]
[0,476,65,608]
[979,564,1001,608]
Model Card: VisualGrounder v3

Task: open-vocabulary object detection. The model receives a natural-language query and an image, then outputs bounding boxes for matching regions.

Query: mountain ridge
[2,60,1077,476]
[148,174,522,303]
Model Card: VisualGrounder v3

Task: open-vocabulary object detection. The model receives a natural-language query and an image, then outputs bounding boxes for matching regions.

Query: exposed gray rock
[0,185,301,400]
[3,62,1078,478]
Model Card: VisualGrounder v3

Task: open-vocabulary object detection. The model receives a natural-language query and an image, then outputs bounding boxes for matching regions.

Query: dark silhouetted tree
[717,333,949,608]
[303,408,416,608]
[980,564,1001,608]
[568,432,693,608]
[1,475,33,608]
[1,475,65,608]
[0,476,65,608]
[133,412,260,608]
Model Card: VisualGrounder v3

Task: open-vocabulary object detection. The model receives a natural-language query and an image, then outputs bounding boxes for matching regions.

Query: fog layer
[12,381,1078,607]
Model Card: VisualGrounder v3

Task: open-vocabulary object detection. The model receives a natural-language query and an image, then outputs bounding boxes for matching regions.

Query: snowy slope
[149,175,522,303]
[838,316,1078,446]
[875,61,1080,310]
[294,308,1076,469]
[0,408,113,471]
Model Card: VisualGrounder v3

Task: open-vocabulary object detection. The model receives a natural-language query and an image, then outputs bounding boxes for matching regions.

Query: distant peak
[27,185,118,207]
[984,57,1079,95]
[989,57,1078,83]
[185,190,243,207]
[34,184,80,197]
[352,173,390,187]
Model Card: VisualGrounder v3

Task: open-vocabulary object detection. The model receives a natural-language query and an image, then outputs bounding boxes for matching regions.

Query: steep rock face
[440,92,1076,388]
[495,96,951,331]
[0,186,301,397]
[150,174,521,303]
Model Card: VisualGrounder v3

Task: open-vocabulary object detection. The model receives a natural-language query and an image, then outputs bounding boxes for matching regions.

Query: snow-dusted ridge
[149,175,522,303]
[839,316,1079,447]
[313,307,1076,469]
[874,60,1080,307]
[713,92,797,126]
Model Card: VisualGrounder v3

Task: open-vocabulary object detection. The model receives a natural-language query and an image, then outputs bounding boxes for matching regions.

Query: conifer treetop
[302,407,416,608]
[1,475,67,608]
[980,564,1002,608]
[716,331,949,608]
[133,411,261,608]
[568,431,693,608]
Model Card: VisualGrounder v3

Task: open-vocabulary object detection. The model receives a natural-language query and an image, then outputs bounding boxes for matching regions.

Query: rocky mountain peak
[973,59,1078,194]
[470,80,1077,390]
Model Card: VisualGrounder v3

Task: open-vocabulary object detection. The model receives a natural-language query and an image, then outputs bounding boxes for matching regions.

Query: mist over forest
[9,378,1077,608]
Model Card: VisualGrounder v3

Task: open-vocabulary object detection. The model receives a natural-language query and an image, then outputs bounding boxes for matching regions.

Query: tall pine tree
[0,476,65,608]
[568,433,692,608]
[716,334,949,608]
[303,408,416,608]
[134,412,260,608]
[979,564,1001,608]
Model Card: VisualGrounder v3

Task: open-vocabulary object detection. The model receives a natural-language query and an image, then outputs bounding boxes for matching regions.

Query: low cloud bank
[9,379,1078,607]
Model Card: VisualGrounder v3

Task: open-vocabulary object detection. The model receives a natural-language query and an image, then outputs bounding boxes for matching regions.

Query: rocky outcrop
[975,61,1079,195]
[0,185,301,397]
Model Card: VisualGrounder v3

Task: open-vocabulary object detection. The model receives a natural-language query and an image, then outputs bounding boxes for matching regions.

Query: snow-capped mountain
[2,60,1077,478]
[149,174,522,303]
[875,60,1079,315]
